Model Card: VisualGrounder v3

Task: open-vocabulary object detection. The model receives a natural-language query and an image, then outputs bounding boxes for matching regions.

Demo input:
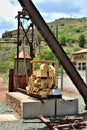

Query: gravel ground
[0,100,49,130]
[0,92,87,130]
[0,77,87,130]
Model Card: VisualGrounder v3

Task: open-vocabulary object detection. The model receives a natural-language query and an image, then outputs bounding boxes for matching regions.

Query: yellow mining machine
[26,60,57,97]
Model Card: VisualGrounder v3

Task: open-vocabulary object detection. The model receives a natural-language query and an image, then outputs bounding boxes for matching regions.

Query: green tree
[35,34,42,59]
[60,36,66,46]
[2,31,12,38]
[79,34,86,48]
[41,45,56,61]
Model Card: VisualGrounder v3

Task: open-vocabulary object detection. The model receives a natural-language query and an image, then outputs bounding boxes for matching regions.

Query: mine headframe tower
[15,9,35,91]
[17,0,87,108]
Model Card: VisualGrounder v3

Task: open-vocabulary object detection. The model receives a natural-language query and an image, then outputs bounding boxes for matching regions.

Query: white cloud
[36,0,44,2]
[0,0,87,38]
[0,0,22,37]
[0,0,21,21]
[41,12,70,22]
[33,0,44,3]
[33,0,87,18]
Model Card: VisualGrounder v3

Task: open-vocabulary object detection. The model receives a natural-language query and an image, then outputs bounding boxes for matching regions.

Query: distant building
[2,27,39,39]
[8,29,25,38]
[71,49,87,70]
[11,30,17,38]
[2,30,17,38]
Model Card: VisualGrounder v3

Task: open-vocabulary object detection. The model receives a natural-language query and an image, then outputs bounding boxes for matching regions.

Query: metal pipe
[16,88,26,94]
[16,11,20,90]
[52,120,86,129]
[54,97,57,119]
[39,115,86,130]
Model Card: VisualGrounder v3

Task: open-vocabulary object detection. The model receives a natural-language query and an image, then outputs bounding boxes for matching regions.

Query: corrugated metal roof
[15,50,31,59]
[73,49,87,54]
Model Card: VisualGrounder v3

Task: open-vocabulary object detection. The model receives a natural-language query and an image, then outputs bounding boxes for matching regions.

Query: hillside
[0,43,16,73]
[48,17,87,42]
[2,17,87,45]
[0,17,87,76]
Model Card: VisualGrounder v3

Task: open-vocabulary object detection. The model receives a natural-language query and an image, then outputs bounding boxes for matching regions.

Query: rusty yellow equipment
[26,60,57,96]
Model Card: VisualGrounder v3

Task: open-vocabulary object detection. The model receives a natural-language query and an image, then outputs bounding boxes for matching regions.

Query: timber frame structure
[18,0,87,107]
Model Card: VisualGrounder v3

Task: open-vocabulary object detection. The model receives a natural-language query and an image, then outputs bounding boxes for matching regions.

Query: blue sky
[0,0,87,38]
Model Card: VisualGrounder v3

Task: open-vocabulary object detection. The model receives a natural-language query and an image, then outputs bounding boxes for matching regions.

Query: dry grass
[0,77,8,90]
[0,76,8,100]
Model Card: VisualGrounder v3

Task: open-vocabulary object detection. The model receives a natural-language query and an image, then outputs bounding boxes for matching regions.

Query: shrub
[79,34,86,48]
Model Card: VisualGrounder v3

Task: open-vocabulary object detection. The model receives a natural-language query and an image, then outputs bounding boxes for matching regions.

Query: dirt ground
[0,76,79,101]
[0,90,7,100]
[0,77,87,130]
[0,77,8,100]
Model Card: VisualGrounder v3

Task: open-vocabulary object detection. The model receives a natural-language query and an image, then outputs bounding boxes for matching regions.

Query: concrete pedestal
[6,92,78,119]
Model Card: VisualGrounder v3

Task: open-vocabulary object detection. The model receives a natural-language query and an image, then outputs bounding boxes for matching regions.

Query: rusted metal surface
[9,70,29,92]
[14,76,28,90]
[16,10,34,91]
[52,120,86,129]
[50,116,84,124]
[39,115,86,130]
[18,0,87,107]
[16,88,62,100]
[9,69,14,92]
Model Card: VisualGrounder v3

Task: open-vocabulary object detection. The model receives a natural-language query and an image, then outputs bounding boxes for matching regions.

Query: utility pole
[55,19,58,39]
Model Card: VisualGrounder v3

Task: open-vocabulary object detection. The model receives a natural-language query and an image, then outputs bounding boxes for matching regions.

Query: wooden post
[9,69,14,92]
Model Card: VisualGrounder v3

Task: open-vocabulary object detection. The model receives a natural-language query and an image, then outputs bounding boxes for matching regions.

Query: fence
[57,66,87,93]
[0,63,87,93]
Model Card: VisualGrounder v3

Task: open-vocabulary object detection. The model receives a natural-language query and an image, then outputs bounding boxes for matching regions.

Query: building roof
[15,50,31,59]
[73,49,87,55]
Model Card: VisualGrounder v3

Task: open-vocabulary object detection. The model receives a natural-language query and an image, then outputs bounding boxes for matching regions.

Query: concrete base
[6,92,78,119]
